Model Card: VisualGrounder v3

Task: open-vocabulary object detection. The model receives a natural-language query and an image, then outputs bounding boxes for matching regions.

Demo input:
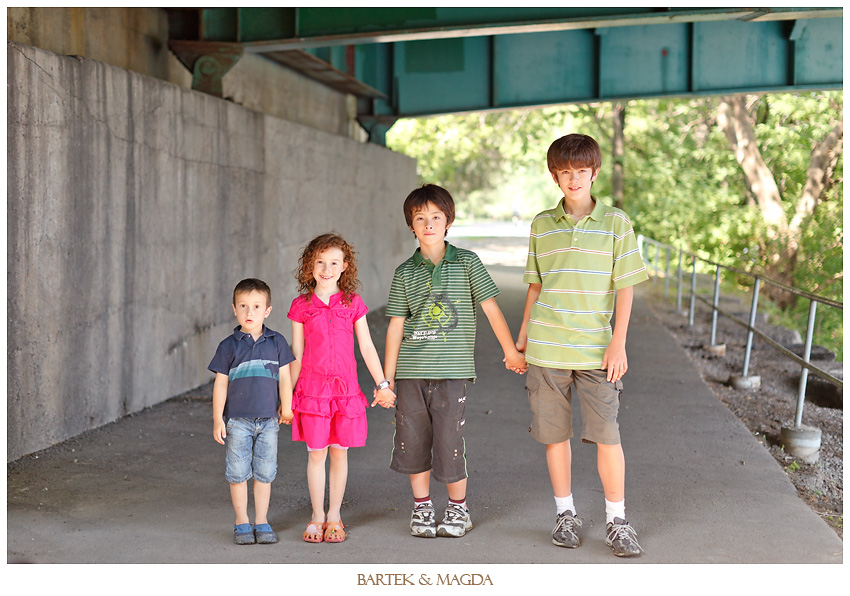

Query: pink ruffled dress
[287,292,370,449]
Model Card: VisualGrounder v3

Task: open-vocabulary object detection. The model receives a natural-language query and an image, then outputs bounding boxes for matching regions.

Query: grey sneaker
[233,523,255,545]
[436,503,472,537]
[253,523,278,544]
[410,503,437,538]
[552,510,582,548]
[605,517,642,557]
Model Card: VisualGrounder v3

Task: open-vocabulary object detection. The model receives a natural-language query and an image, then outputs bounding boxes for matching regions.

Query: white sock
[414,497,433,509]
[555,494,575,516]
[448,498,467,510]
[605,498,626,524]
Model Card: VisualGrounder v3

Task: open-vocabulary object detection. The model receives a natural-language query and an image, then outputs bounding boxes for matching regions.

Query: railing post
[676,249,683,312]
[664,246,671,298]
[688,255,697,326]
[794,300,818,428]
[653,243,660,280]
[742,278,760,376]
[780,299,821,462]
[709,264,722,346]
[728,277,761,390]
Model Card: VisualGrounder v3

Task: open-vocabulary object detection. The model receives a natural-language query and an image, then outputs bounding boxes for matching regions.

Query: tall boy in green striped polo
[516,134,648,557]
[384,184,527,538]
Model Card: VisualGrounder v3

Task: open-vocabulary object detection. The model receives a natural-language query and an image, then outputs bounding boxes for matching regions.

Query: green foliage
[386,106,612,219]
[385,93,843,357]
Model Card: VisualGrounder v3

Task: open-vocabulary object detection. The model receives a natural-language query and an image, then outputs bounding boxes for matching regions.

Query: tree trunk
[717,96,788,238]
[789,120,844,235]
[717,96,843,309]
[611,103,625,210]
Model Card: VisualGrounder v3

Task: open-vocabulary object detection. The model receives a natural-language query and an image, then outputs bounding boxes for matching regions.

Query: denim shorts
[224,417,279,484]
[390,379,468,484]
[525,365,622,445]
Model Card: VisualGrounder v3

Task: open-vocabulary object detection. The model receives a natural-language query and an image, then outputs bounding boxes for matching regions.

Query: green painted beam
[358,17,842,120]
[165,7,842,146]
[170,7,842,50]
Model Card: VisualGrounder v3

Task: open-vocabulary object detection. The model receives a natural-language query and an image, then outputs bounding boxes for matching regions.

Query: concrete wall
[7,41,417,461]
[6,7,360,139]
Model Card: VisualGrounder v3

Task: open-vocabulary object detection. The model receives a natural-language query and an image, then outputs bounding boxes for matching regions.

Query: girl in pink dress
[288,233,396,543]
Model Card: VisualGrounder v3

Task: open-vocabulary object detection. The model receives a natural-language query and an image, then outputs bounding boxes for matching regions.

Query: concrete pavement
[7,263,843,588]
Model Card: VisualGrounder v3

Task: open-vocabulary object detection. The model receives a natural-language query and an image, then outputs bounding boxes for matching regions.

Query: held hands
[515,335,527,354]
[503,348,527,374]
[371,384,396,409]
[278,406,294,425]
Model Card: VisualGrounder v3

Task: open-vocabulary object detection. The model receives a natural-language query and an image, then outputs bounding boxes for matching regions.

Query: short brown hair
[233,278,271,306]
[402,184,455,229]
[547,134,602,174]
[294,233,361,305]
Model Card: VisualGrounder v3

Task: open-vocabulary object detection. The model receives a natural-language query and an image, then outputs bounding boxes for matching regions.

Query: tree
[717,94,843,307]
[386,105,612,219]
[384,92,843,355]
[611,103,626,210]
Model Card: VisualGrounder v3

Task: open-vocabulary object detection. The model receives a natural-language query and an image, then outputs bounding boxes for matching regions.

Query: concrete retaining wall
[7,41,417,461]
[6,7,359,139]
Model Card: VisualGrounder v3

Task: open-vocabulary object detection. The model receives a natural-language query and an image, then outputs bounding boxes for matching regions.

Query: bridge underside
[166,7,843,143]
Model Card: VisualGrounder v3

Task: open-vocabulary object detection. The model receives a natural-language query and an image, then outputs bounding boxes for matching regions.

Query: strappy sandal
[302,521,325,543]
[324,520,346,543]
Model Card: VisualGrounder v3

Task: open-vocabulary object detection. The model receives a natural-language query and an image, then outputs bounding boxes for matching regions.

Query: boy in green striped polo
[384,184,527,538]
[516,134,648,557]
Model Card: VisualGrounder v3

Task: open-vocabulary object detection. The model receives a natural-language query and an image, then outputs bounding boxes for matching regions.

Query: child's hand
[515,335,527,354]
[213,419,227,445]
[371,387,396,409]
[602,342,628,382]
[504,349,528,374]
[278,407,294,425]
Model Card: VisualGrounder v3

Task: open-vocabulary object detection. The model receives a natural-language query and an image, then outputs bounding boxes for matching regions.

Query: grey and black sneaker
[605,517,643,557]
[410,503,437,538]
[436,503,473,537]
[552,510,582,548]
[233,523,255,545]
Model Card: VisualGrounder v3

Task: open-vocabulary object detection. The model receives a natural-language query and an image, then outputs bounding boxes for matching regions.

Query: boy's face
[551,165,598,202]
[232,289,272,336]
[409,201,451,250]
[312,247,348,293]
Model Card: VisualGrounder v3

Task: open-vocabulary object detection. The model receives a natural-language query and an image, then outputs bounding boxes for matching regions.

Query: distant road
[451,221,531,238]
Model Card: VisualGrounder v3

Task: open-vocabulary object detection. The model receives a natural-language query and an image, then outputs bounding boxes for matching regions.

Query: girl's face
[312,246,348,293]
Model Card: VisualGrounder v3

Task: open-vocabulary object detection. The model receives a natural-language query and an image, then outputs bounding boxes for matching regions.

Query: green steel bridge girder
[371,17,841,114]
[171,7,842,48]
[166,8,843,145]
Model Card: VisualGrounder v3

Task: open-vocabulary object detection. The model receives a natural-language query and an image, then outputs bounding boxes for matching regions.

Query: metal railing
[637,235,843,430]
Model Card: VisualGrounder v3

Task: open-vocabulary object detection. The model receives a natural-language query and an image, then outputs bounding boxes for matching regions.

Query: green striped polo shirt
[387,242,499,380]
[523,197,648,370]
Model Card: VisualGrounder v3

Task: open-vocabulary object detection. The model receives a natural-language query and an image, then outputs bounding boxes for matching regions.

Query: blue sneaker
[253,523,278,544]
[233,523,255,545]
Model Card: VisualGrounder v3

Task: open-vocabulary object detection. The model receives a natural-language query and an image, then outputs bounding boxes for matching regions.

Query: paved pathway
[7,263,843,590]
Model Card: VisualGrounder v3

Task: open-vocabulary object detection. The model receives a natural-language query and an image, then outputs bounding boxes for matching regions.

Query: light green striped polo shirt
[523,197,648,370]
[387,242,499,380]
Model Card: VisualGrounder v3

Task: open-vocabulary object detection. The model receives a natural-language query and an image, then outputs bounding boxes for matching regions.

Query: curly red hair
[294,233,361,304]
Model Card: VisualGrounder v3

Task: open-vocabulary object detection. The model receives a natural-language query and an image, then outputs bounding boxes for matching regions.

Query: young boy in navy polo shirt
[209,278,295,545]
